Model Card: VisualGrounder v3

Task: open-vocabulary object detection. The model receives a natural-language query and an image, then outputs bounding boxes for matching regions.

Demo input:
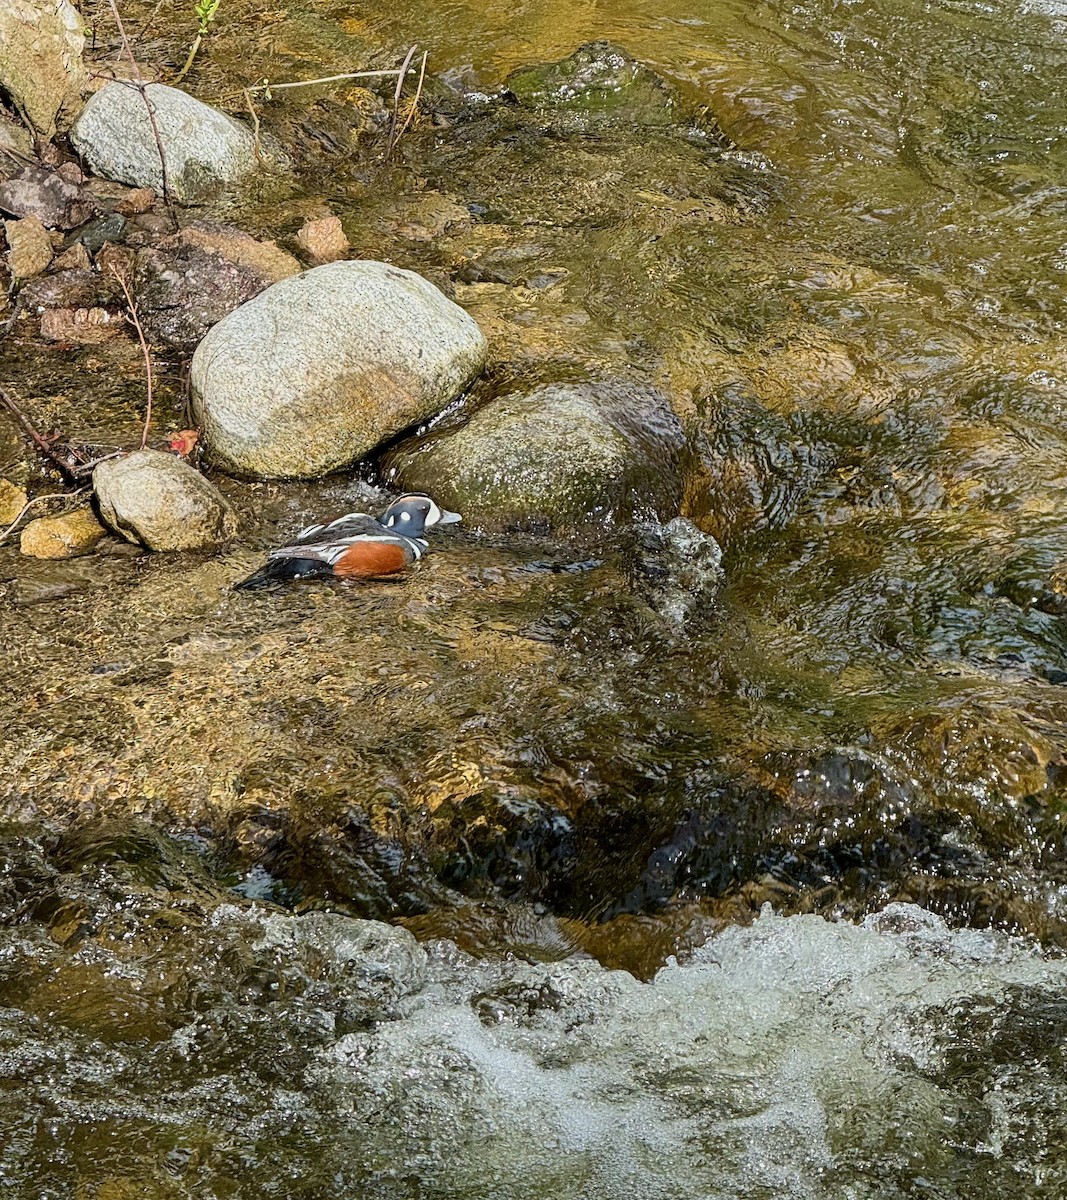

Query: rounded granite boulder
[189,260,488,479]
[93,449,238,551]
[385,379,685,534]
[71,83,259,203]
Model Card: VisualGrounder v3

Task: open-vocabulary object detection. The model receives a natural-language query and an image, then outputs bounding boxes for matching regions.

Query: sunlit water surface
[4,0,1067,1193]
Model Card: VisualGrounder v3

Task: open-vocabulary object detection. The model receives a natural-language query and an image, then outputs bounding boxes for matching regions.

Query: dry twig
[105,0,177,220]
[0,488,90,544]
[108,266,155,449]
[0,386,84,481]
[386,46,420,158]
[393,51,428,149]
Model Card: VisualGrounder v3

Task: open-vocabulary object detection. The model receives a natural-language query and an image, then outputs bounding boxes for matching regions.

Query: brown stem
[393,51,428,148]
[386,45,419,159]
[104,0,176,221]
[108,267,155,450]
[0,386,81,480]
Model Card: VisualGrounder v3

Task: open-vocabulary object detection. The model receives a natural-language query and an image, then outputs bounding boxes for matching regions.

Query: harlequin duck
[233,493,461,590]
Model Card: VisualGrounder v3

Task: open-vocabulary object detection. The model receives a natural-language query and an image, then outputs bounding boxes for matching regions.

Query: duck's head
[380,493,462,536]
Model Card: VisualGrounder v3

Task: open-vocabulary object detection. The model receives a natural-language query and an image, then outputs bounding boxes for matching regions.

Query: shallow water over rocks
[4,0,1067,1192]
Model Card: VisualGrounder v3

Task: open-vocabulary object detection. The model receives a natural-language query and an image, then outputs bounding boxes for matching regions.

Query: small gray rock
[93,449,238,551]
[386,379,685,535]
[0,166,96,230]
[190,260,488,479]
[627,516,724,629]
[71,83,259,203]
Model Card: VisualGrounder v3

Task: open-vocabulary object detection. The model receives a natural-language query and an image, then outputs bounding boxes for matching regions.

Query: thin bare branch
[108,267,155,450]
[387,46,420,159]
[393,51,428,148]
[239,67,416,98]
[104,0,176,220]
[242,88,263,161]
[0,488,90,544]
[0,386,82,480]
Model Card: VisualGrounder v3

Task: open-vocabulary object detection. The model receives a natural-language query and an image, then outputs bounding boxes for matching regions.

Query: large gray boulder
[71,83,258,203]
[93,449,238,551]
[189,260,489,479]
[385,379,685,534]
[0,1,86,139]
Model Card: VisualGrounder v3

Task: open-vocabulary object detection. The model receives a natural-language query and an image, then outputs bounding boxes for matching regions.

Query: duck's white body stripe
[295,510,373,541]
[268,533,427,566]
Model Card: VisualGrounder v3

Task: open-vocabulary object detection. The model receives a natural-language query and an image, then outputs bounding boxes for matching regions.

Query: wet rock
[0,110,33,161]
[0,479,27,525]
[115,187,156,216]
[93,449,238,551]
[4,215,52,279]
[66,213,126,255]
[190,260,489,479]
[505,41,680,128]
[0,0,86,139]
[0,165,96,230]
[387,379,684,534]
[40,305,122,345]
[177,221,300,284]
[50,242,90,271]
[129,223,299,349]
[627,517,724,628]
[133,242,271,351]
[70,83,260,203]
[19,507,106,558]
[295,214,348,264]
[19,267,117,312]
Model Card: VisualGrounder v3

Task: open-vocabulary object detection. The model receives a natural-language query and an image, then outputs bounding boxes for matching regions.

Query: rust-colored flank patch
[333,541,410,578]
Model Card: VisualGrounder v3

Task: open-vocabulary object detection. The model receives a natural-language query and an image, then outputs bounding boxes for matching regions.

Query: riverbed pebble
[93,449,238,551]
[295,215,348,264]
[190,260,488,478]
[4,215,53,279]
[19,507,107,558]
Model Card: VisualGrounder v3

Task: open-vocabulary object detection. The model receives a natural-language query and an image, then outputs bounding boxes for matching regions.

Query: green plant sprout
[174,0,220,84]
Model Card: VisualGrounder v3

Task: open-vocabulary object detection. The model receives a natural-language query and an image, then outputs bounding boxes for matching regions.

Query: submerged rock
[93,449,238,551]
[386,379,685,534]
[0,0,86,139]
[19,507,106,558]
[190,260,488,479]
[627,516,724,628]
[505,40,681,126]
[70,83,260,203]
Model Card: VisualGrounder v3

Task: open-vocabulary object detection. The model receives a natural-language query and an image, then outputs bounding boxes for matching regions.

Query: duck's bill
[437,508,462,525]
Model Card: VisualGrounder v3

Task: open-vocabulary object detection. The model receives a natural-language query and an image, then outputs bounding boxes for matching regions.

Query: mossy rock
[505,41,679,127]
[385,379,685,535]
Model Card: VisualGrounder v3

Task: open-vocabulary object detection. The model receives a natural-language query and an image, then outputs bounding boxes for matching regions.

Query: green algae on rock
[386,379,685,534]
[190,260,488,479]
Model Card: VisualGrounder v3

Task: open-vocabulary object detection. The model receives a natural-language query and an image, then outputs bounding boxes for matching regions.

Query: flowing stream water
[3,0,1067,1194]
